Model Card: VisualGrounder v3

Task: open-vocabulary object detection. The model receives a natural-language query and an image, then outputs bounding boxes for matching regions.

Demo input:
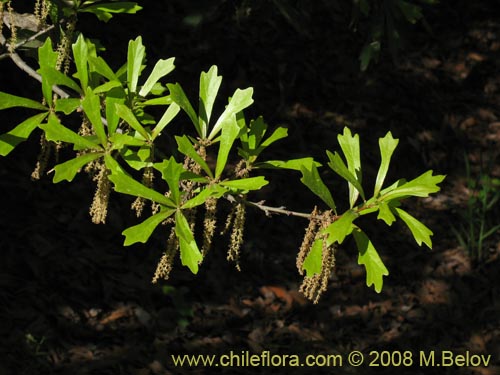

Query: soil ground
[0,1,499,374]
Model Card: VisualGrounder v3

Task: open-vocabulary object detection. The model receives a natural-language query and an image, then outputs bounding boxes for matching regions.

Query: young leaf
[326,150,365,202]
[108,133,145,149]
[88,56,119,81]
[81,88,106,146]
[219,176,268,191]
[260,126,288,148]
[93,80,122,94]
[353,228,389,293]
[122,208,175,246]
[40,114,103,151]
[302,238,323,277]
[377,201,396,226]
[215,115,241,178]
[175,135,213,178]
[322,210,357,246]
[300,164,336,211]
[161,157,184,205]
[105,155,176,208]
[199,65,222,138]
[139,57,175,97]
[374,131,399,197]
[208,87,254,141]
[167,83,200,136]
[105,87,126,134]
[72,34,89,89]
[394,207,433,248]
[338,127,362,208]
[38,38,58,106]
[52,152,103,183]
[127,36,145,93]
[115,103,150,140]
[382,170,445,201]
[0,112,48,156]
[0,92,47,111]
[175,210,203,274]
[182,185,226,209]
[38,67,82,94]
[152,103,180,140]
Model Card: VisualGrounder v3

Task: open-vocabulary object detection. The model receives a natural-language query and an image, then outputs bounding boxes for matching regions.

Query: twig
[226,194,313,219]
[0,23,55,60]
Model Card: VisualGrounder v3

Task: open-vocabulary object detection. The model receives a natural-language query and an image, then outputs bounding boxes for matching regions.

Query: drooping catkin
[131,167,154,217]
[56,19,75,74]
[31,133,52,180]
[201,197,217,256]
[34,0,50,26]
[296,206,319,275]
[89,162,111,224]
[152,227,178,283]
[298,210,337,303]
[227,202,246,271]
[6,1,16,54]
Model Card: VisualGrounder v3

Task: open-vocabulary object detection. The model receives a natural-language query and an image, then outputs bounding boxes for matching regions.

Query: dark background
[0,1,499,374]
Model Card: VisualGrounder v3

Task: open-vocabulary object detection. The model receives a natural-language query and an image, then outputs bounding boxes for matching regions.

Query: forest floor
[0,1,499,374]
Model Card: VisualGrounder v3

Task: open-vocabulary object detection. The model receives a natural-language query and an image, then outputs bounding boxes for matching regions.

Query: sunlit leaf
[122,208,175,246]
[377,201,396,226]
[167,83,200,136]
[175,210,203,273]
[182,185,226,209]
[40,114,103,150]
[127,36,145,93]
[208,87,254,140]
[199,65,222,138]
[81,87,106,146]
[257,158,321,171]
[326,150,365,201]
[353,228,389,293]
[215,115,241,178]
[0,112,47,156]
[72,34,89,89]
[219,176,268,191]
[382,170,445,201]
[337,127,362,208]
[394,207,433,248]
[374,131,399,197]
[152,103,180,140]
[175,135,213,178]
[300,164,336,210]
[115,103,150,140]
[0,92,47,111]
[52,152,102,183]
[139,57,175,97]
[322,210,357,246]
[55,98,81,114]
[302,238,323,277]
[80,2,143,22]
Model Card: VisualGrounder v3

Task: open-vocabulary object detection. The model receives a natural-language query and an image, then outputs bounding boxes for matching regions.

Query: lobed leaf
[338,127,362,208]
[81,87,107,146]
[72,34,89,89]
[353,228,389,293]
[300,164,336,211]
[0,112,48,156]
[115,103,150,140]
[175,135,213,178]
[139,57,175,97]
[322,210,357,246]
[215,116,242,178]
[167,83,200,136]
[41,114,103,151]
[127,36,145,93]
[122,208,175,246]
[182,185,226,209]
[382,170,445,201]
[326,150,365,201]
[374,131,399,197]
[302,238,323,277]
[80,2,143,22]
[175,210,203,274]
[199,65,222,138]
[377,201,396,226]
[151,103,180,140]
[219,176,268,191]
[0,92,47,111]
[394,207,433,248]
[52,152,103,183]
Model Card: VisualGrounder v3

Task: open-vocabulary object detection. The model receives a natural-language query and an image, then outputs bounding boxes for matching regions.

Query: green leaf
[394,208,433,248]
[152,103,180,140]
[397,0,423,24]
[105,155,176,208]
[0,112,48,156]
[338,127,362,208]
[300,164,336,210]
[175,210,203,274]
[182,185,226,209]
[38,67,82,94]
[167,83,200,136]
[81,87,106,146]
[93,80,122,94]
[80,2,143,22]
[374,131,399,197]
[127,36,145,93]
[326,150,365,201]
[55,98,81,114]
[353,228,389,293]
[0,92,47,111]
[261,126,288,148]
[139,57,175,97]
[377,201,396,226]
[382,170,445,201]
[108,132,145,149]
[52,152,103,183]
[215,115,241,178]
[175,135,213,178]
[208,87,254,140]
[322,210,357,246]
[38,38,58,106]
[359,41,380,71]
[239,118,288,162]
[219,176,268,191]
[72,34,89,89]
[199,65,222,138]
[88,56,118,81]
[161,157,184,205]
[122,208,175,246]
[257,157,321,171]
[105,87,126,134]
[115,103,150,140]
[41,114,103,151]
[121,147,153,170]
[302,238,323,277]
